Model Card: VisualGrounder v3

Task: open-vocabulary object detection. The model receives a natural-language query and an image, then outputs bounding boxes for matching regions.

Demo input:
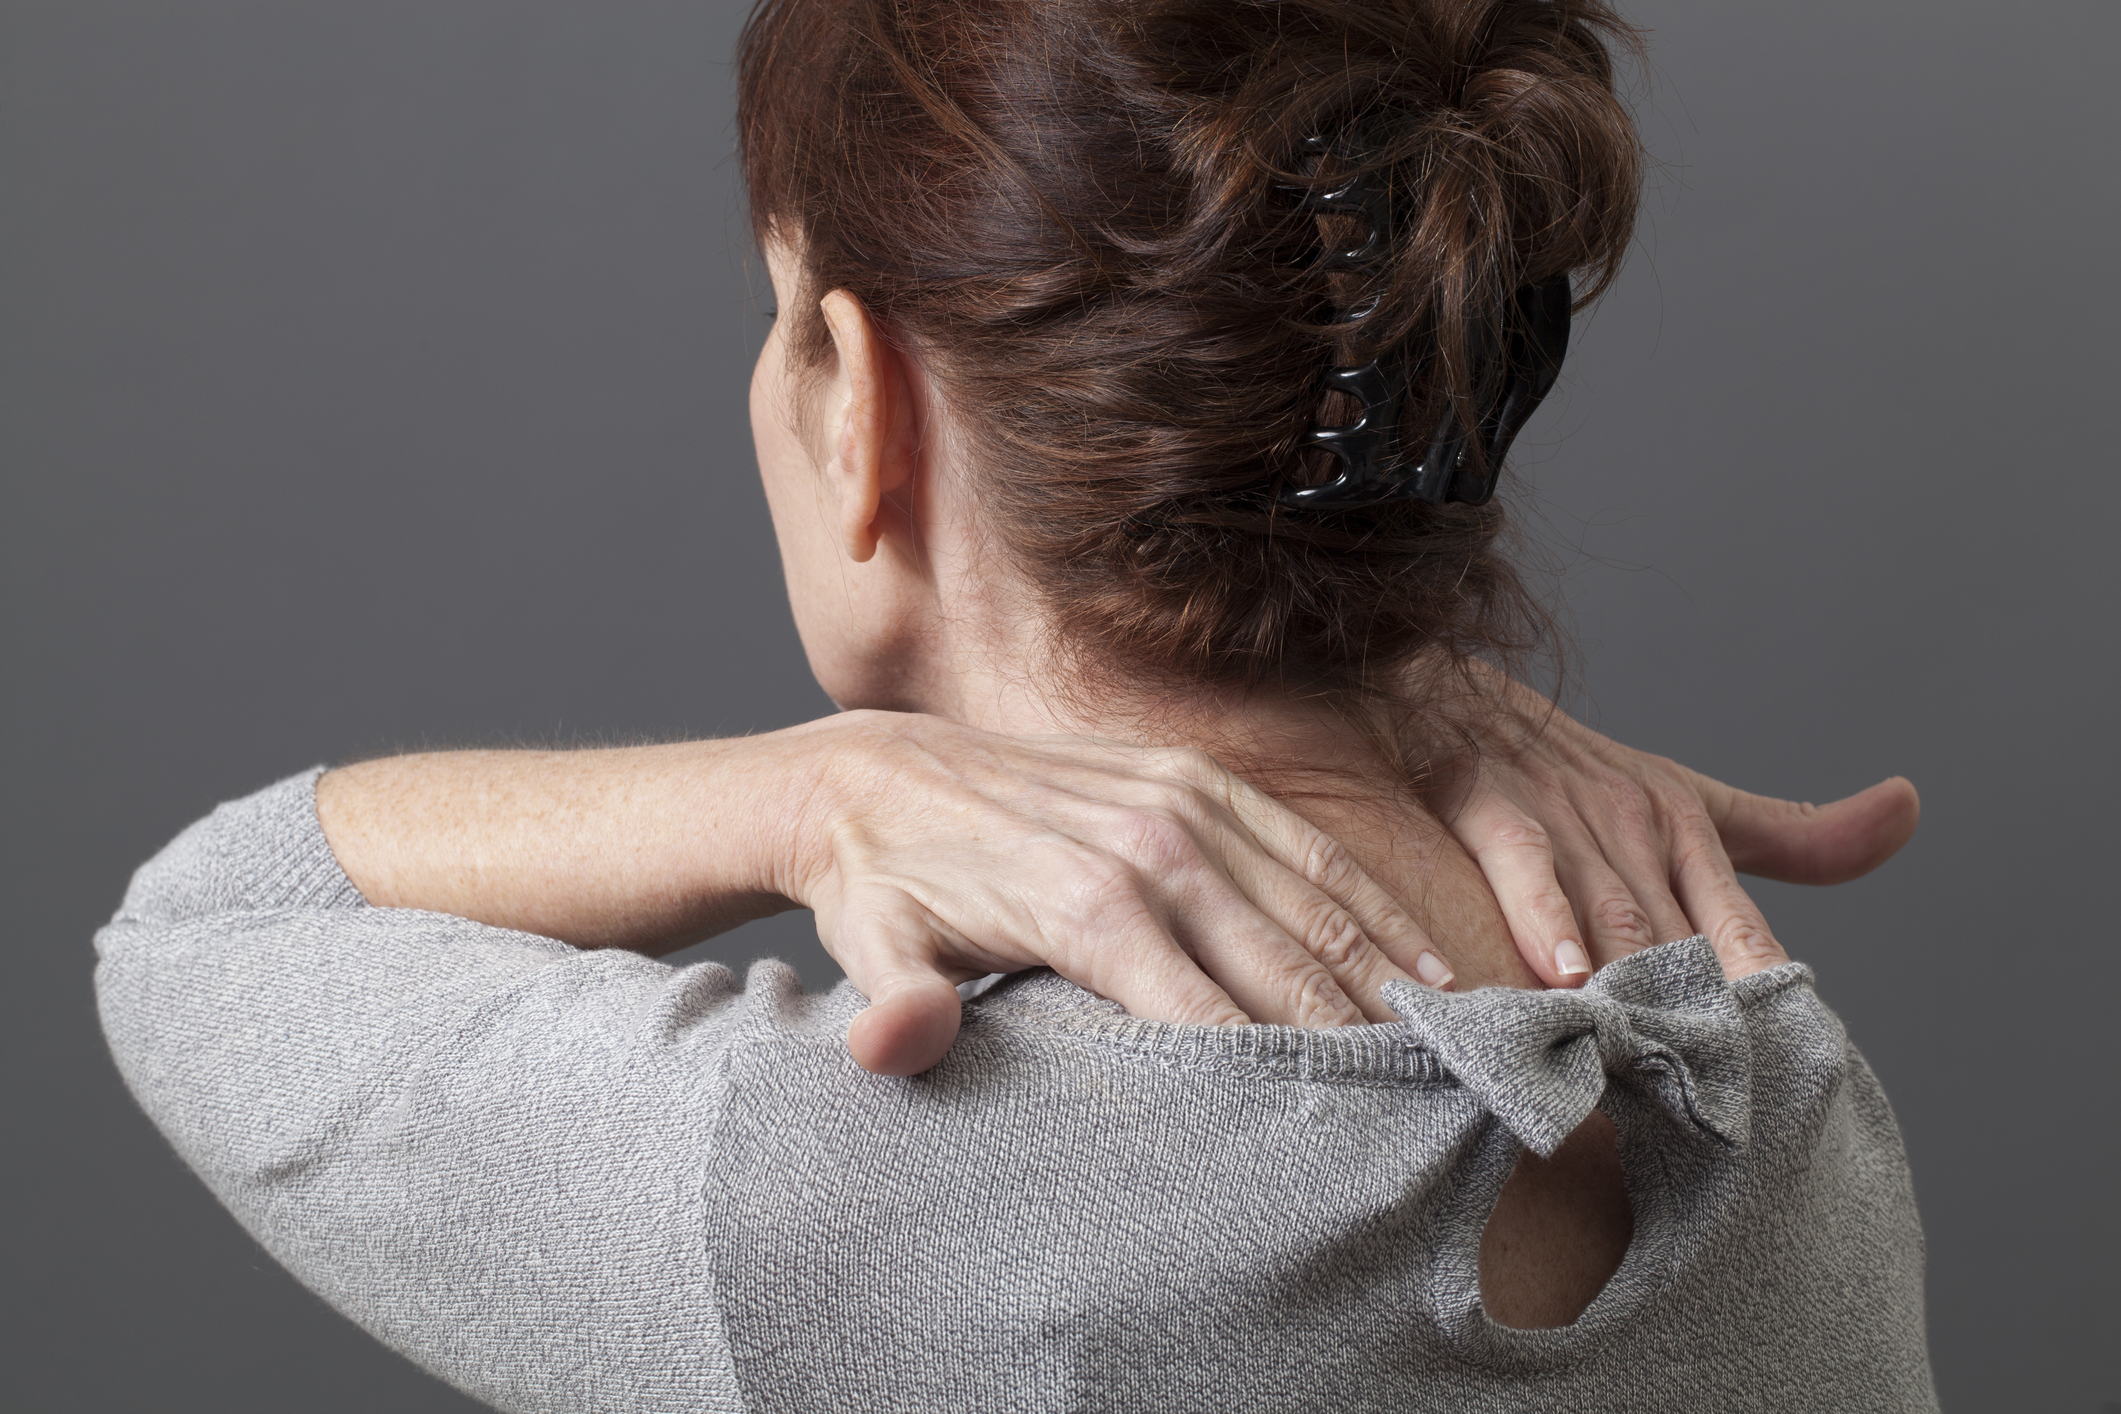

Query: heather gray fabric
[95,771,1937,1412]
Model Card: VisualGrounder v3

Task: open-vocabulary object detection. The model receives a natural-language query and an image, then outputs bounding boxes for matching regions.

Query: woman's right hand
[783,711,1454,1075]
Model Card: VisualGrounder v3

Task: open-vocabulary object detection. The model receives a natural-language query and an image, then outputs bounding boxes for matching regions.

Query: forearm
[316,724,838,955]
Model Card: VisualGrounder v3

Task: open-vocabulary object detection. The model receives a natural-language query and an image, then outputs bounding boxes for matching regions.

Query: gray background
[3,0,2113,1408]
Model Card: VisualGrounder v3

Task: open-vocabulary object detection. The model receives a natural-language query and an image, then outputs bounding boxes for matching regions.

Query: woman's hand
[320,714,1455,1080]
[1432,668,1921,985]
[784,712,1453,1076]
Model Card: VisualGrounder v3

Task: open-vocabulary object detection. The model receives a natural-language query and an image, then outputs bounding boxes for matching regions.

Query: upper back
[705,944,1933,1412]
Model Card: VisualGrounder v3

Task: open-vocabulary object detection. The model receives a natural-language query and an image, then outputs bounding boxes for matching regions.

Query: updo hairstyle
[738,0,1642,712]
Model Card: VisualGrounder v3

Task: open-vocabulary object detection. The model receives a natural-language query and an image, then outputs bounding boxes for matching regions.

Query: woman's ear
[817,289,919,564]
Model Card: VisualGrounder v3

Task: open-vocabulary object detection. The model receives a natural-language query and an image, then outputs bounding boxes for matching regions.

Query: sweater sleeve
[94,771,751,1414]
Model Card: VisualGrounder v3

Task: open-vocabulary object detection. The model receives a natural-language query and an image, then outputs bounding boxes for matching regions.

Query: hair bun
[742,0,1643,698]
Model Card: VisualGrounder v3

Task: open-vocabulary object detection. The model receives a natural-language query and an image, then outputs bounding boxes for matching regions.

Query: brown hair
[738,0,1640,718]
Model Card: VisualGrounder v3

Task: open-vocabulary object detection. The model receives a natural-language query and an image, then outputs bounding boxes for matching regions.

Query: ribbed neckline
[968,944,1814,1086]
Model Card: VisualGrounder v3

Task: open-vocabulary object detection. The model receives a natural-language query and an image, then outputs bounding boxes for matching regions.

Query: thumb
[824,887,971,1076]
[1694,773,1921,885]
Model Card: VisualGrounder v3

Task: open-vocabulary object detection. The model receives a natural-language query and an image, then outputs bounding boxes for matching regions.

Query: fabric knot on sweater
[1382,937,1751,1157]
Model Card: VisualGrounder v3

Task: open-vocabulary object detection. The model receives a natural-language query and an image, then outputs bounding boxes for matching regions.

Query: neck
[904,616,1536,991]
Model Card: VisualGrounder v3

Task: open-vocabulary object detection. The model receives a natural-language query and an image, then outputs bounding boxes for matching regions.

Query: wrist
[749,709,898,910]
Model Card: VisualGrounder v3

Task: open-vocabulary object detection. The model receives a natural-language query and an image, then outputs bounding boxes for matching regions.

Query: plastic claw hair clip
[1279,136,1573,511]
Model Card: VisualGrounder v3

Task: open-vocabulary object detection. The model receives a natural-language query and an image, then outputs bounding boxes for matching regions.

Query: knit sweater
[94,770,1937,1412]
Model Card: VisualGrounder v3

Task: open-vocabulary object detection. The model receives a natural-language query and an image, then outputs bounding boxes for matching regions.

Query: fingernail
[1553,939,1592,977]
[1415,951,1455,989]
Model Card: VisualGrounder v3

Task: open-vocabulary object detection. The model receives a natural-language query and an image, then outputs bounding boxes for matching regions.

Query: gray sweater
[94,771,1937,1412]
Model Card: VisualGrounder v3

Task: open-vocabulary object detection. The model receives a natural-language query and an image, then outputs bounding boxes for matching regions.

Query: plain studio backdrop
[3,1,2114,1409]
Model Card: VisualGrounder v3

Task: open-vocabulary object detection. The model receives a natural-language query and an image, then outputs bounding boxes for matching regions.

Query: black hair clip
[1280,137,1573,511]
[1289,134,1391,271]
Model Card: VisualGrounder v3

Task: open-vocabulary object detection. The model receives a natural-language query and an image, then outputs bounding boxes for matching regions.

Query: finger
[1102,839,1365,1030]
[845,977,963,1077]
[1158,887,1366,1029]
[1688,773,1920,885]
[1048,785,1375,1028]
[826,887,972,1076]
[1061,921,1255,1029]
[1197,771,1456,998]
[1449,788,1593,988]
[1583,805,1696,955]
[1202,823,1431,1020]
[1546,832,1661,976]
[1546,770,1698,954]
[999,860,1255,1028]
[1667,812,1789,980]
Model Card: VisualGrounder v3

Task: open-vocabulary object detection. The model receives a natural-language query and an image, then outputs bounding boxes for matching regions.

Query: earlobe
[818,289,916,566]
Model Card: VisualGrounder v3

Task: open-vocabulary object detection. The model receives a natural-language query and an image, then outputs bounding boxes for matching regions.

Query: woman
[95,0,1931,1407]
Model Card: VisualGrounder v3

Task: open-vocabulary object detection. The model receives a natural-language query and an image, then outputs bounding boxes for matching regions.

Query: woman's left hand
[1436,670,1921,984]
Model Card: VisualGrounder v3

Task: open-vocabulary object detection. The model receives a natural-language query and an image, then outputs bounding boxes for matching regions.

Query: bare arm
[317,711,1450,1073]
[318,733,814,955]
[318,702,1918,1075]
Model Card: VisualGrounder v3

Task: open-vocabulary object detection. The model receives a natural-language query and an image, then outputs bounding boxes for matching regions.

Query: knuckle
[1652,786,1711,838]
[1714,918,1785,968]
[1171,745,1224,780]
[1277,959,1359,1028]
[1525,880,1577,925]
[1149,745,1224,783]
[1298,905,1370,973]
[1761,794,1825,826]
[1300,833,1361,894]
[1654,802,1705,848]
[1670,816,1731,875]
[1149,779,1216,829]
[1055,851,1138,920]
[1638,751,1684,781]
[1103,807,1198,876]
[1484,816,1552,857]
[1602,786,1658,844]
[1589,894,1656,953]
